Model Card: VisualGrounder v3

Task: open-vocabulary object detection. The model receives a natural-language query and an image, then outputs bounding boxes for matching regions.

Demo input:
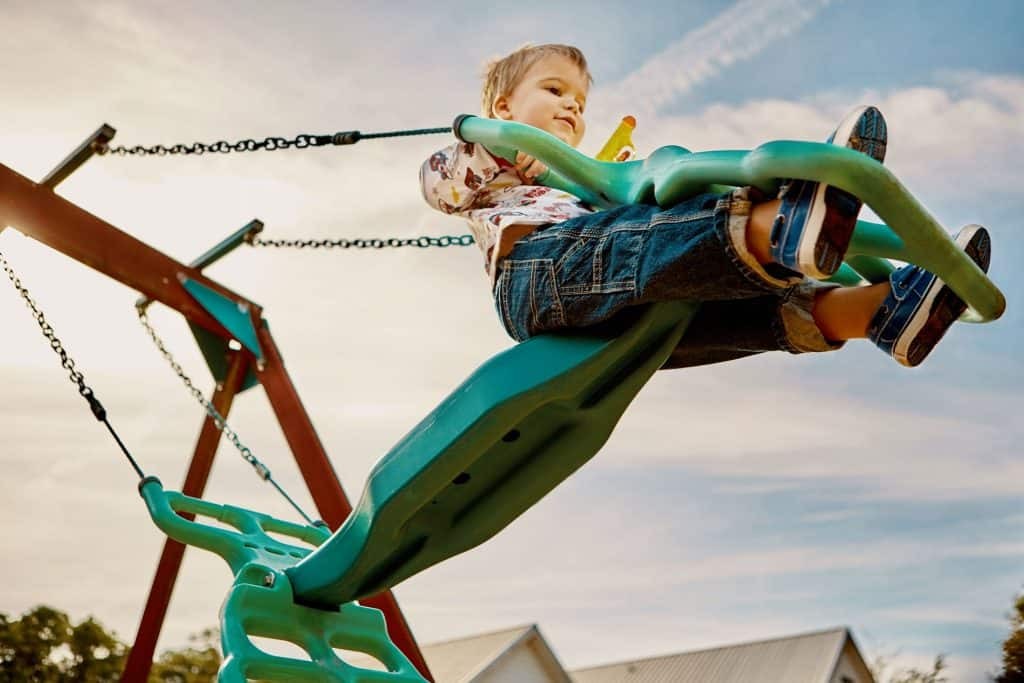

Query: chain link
[2,250,90,396]
[2,249,146,478]
[249,233,474,250]
[135,309,272,477]
[135,309,317,525]
[1,250,313,520]
[100,127,451,157]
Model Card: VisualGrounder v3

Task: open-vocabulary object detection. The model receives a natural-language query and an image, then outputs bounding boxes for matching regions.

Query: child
[420,44,991,368]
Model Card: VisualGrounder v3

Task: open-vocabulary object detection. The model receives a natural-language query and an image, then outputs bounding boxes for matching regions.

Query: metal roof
[343,624,535,682]
[569,627,863,683]
[421,624,534,682]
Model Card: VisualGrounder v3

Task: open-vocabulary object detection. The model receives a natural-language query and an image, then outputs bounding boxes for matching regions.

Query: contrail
[603,0,834,116]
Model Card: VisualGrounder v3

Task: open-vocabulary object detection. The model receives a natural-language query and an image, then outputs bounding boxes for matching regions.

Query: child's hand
[515,152,548,184]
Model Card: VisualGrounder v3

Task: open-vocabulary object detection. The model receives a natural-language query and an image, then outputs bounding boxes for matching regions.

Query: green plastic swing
[140,114,1004,682]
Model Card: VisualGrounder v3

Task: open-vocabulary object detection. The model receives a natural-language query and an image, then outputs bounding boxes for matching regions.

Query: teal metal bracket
[181,276,263,362]
[138,477,427,682]
[135,220,265,391]
[186,320,262,393]
[182,220,265,389]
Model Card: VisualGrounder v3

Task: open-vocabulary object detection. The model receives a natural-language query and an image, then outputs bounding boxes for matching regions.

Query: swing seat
[286,116,1004,609]
[286,300,698,608]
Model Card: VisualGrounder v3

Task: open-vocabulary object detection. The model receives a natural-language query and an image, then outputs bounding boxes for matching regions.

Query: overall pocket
[494,258,565,341]
[556,225,647,295]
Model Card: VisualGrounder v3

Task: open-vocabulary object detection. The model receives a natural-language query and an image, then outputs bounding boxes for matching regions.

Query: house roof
[344,623,544,682]
[418,623,535,682]
[569,627,864,683]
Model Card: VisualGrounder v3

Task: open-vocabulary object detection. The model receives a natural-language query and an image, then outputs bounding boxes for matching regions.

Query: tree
[0,605,222,682]
[0,605,127,682]
[995,591,1024,683]
[148,628,221,682]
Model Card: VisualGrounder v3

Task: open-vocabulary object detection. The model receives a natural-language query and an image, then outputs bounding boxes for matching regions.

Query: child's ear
[492,95,513,120]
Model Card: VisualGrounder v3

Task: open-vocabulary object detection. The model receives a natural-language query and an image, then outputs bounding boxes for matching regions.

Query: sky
[0,0,1021,681]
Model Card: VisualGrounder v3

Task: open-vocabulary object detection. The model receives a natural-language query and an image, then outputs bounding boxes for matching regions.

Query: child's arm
[420,142,504,214]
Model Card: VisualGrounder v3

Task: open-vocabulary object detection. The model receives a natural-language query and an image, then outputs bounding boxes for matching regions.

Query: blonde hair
[481,43,593,117]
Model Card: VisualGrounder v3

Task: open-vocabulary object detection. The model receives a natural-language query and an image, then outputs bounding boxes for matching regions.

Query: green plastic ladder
[139,477,427,682]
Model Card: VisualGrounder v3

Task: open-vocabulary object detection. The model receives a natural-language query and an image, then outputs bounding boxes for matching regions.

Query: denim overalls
[492,188,842,369]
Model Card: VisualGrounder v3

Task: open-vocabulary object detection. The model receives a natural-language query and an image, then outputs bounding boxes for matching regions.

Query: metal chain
[100,126,452,157]
[136,307,316,525]
[249,234,474,250]
[2,246,315,523]
[2,250,88,394]
[1,249,146,479]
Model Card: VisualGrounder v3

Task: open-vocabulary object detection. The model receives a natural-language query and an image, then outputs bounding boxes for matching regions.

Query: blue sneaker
[868,224,991,367]
[770,106,888,279]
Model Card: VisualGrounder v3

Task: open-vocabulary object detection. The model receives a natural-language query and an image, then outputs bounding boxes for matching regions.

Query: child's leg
[798,225,991,366]
[746,199,785,265]
[867,224,991,367]
[812,283,889,341]
[494,189,802,342]
[768,106,888,279]
[662,287,841,369]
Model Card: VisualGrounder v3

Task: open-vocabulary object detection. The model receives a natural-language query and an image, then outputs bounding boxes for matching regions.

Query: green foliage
[995,591,1024,683]
[0,606,222,682]
[148,628,221,683]
[0,605,127,682]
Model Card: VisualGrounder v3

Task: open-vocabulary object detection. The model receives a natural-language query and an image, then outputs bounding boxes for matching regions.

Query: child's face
[493,55,588,148]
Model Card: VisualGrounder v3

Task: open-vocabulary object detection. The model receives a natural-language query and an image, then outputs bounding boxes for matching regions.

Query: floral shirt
[419,141,594,286]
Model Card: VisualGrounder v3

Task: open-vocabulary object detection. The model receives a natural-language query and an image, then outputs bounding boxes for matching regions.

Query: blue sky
[1,1,1021,681]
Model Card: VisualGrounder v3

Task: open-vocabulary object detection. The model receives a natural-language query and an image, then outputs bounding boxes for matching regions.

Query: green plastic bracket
[181,277,264,361]
[138,477,426,682]
[454,116,1005,323]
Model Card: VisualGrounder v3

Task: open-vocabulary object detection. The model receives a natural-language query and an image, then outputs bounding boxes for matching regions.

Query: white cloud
[600,0,834,121]
[622,73,1024,200]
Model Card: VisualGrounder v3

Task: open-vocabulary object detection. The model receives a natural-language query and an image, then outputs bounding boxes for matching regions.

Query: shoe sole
[893,225,992,367]
[799,106,888,279]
